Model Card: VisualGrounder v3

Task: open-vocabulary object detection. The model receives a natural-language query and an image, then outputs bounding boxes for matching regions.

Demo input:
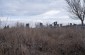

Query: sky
[0,0,66,16]
[0,0,82,27]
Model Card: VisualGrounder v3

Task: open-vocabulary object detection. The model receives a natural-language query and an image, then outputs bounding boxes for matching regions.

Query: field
[0,27,85,55]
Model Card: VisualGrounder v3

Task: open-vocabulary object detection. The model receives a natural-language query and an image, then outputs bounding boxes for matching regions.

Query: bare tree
[15,22,24,28]
[65,0,85,26]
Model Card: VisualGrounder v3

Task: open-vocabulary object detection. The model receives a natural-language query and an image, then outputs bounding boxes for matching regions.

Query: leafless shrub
[0,28,85,55]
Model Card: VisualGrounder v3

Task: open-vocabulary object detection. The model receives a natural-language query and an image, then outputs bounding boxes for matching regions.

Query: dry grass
[0,27,85,55]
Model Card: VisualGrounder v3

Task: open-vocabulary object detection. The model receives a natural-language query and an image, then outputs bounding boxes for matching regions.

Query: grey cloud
[0,0,66,16]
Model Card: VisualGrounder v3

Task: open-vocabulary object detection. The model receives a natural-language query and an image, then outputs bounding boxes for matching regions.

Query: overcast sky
[0,0,66,16]
[0,0,82,27]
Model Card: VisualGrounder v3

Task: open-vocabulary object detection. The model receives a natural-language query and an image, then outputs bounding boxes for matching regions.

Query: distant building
[54,21,57,27]
[26,23,29,28]
[70,23,72,26]
[35,22,44,28]
[40,23,43,27]
[4,25,9,29]
[49,24,53,28]
[60,24,62,27]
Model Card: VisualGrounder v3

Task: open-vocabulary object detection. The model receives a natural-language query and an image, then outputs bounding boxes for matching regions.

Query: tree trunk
[81,20,84,26]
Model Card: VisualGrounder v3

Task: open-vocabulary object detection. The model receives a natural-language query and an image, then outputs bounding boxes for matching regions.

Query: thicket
[0,27,85,55]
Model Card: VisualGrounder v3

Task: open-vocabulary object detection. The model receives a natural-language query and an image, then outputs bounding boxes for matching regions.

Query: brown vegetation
[0,27,85,55]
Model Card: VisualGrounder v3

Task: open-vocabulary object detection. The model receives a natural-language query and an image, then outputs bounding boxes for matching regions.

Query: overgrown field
[0,28,85,55]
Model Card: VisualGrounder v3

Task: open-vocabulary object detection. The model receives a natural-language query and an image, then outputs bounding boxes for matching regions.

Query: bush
[0,28,85,55]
